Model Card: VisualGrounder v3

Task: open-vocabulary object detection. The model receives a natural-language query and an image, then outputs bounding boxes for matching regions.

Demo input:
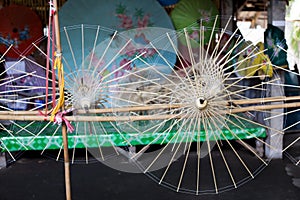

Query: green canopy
[170,0,219,44]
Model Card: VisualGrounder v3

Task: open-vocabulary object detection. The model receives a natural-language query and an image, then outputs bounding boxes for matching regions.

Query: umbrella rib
[63,26,78,70]
[202,113,219,194]
[81,24,85,72]
[88,25,101,71]
[203,111,237,189]
[177,110,199,192]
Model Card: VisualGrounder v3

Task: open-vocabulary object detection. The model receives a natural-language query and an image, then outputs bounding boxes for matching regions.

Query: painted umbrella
[0,5,43,58]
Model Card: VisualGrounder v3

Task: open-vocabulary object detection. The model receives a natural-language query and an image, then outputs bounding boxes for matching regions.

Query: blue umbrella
[58,0,176,75]
[157,0,179,7]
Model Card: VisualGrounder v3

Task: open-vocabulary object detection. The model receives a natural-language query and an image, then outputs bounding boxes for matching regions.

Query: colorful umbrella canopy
[169,0,219,66]
[58,0,176,75]
[170,0,219,44]
[59,0,174,30]
[0,5,43,58]
[157,0,179,7]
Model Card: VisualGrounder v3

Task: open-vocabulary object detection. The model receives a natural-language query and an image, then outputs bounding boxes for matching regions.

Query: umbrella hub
[195,97,208,110]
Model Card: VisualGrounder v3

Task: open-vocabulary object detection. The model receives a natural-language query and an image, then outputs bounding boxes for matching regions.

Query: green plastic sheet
[0,118,266,152]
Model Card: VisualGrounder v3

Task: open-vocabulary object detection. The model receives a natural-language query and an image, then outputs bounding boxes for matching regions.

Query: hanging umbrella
[0,5,43,58]
[169,0,218,67]
[82,26,177,80]
[157,0,179,7]
[157,0,180,14]
[170,0,219,44]
[59,0,173,29]
[58,0,176,75]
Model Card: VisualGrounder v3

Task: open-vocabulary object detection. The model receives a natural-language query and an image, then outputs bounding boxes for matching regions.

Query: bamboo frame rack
[0,95,300,122]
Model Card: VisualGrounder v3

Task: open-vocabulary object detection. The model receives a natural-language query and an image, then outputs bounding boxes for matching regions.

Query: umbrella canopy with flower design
[57,0,176,75]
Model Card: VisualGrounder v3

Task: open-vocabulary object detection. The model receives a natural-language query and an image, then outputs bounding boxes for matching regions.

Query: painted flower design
[115,3,153,30]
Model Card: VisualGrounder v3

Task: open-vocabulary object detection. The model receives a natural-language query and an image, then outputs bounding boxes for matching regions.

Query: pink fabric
[53,108,75,133]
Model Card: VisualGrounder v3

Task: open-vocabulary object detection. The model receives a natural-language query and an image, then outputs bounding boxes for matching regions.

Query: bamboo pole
[53,0,71,199]
[1,94,300,117]
[227,101,300,113]
[0,104,182,115]
[231,95,300,105]
[1,101,300,122]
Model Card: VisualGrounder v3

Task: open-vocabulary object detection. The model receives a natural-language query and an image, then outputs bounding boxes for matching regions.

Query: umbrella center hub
[195,97,208,110]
